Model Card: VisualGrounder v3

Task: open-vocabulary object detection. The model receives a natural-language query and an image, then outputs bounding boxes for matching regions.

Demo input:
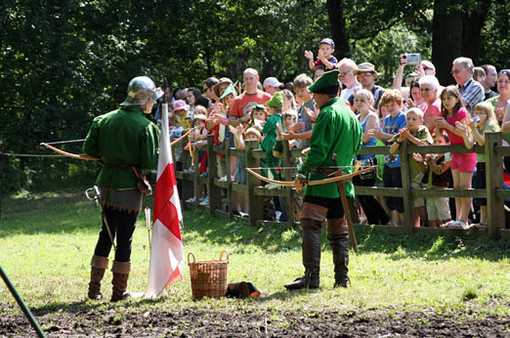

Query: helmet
[120,76,164,106]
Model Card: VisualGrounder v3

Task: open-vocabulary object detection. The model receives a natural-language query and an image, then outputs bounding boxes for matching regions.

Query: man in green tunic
[285,70,362,290]
[83,76,162,301]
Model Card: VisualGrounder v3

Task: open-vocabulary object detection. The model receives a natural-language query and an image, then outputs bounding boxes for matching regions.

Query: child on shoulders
[305,38,338,71]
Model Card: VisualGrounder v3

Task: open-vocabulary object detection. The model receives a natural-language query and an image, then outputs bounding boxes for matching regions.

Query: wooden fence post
[282,140,295,225]
[192,146,200,208]
[486,132,504,239]
[225,142,233,220]
[246,140,263,226]
[207,135,222,215]
[400,140,414,232]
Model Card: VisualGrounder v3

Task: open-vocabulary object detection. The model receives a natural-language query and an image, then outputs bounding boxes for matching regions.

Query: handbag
[357,157,377,180]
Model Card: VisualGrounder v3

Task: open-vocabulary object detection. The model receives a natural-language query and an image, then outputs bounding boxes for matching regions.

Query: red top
[445,108,469,145]
[423,98,441,134]
[229,90,272,119]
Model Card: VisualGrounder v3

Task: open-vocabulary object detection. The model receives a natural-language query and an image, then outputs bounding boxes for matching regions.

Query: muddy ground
[1,306,509,337]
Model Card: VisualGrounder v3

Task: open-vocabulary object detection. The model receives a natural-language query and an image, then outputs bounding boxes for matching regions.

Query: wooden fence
[174,132,510,240]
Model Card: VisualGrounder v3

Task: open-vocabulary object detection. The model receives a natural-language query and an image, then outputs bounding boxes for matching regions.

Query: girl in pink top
[434,86,476,229]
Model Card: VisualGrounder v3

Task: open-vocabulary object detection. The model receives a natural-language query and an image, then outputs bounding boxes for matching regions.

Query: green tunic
[261,113,282,179]
[298,98,362,198]
[83,105,160,190]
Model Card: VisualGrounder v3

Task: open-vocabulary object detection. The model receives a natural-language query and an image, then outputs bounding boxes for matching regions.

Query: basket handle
[219,250,229,262]
[187,252,196,263]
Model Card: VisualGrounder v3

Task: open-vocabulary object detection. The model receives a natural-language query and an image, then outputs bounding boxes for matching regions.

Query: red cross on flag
[146,102,184,297]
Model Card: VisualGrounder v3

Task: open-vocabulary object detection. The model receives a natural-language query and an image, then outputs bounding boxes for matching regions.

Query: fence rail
[173,132,510,240]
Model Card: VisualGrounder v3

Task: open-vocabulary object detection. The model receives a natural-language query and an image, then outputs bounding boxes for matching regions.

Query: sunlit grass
[1,190,509,319]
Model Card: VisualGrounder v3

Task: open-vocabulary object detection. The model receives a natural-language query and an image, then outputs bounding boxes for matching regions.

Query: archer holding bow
[285,69,362,291]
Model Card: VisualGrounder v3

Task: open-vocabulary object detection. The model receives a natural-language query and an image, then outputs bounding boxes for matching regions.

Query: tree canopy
[1,0,509,194]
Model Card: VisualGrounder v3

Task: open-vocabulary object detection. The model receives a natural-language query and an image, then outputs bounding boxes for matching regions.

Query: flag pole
[0,264,46,337]
[145,207,152,249]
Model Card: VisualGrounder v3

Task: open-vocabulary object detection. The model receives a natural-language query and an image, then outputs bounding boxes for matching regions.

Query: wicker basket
[188,251,229,299]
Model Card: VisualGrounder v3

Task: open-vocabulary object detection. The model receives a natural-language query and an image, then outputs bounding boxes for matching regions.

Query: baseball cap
[263,77,284,89]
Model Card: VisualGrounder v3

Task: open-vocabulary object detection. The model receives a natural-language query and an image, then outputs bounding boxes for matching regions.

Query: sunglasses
[358,72,374,77]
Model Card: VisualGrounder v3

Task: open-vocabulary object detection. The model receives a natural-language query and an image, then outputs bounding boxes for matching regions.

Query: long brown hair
[440,85,464,118]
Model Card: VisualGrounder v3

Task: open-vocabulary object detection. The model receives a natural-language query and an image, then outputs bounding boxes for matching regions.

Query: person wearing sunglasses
[202,77,219,102]
[348,62,385,110]
[451,57,485,114]
[338,58,361,102]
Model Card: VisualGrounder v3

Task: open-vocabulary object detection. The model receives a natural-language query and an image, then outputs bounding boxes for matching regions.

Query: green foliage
[0,0,508,194]
[351,23,432,87]
[478,1,510,69]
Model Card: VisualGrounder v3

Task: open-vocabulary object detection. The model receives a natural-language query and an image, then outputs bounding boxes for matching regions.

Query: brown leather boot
[328,232,350,288]
[111,261,131,302]
[285,219,322,290]
[88,255,108,300]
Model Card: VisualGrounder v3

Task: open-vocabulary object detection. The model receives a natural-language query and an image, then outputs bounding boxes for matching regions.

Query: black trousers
[94,206,138,262]
[353,175,390,225]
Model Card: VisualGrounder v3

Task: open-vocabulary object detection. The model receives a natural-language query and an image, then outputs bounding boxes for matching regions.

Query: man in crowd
[481,64,498,100]
[285,70,362,290]
[451,57,485,113]
[338,58,361,101]
[229,68,272,126]
[348,62,385,109]
[203,77,220,102]
[83,76,162,301]
[263,77,284,96]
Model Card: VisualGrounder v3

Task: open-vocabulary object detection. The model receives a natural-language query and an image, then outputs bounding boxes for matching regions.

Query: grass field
[1,189,510,335]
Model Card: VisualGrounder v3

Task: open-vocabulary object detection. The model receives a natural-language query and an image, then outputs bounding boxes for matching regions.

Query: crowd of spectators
[152,38,510,229]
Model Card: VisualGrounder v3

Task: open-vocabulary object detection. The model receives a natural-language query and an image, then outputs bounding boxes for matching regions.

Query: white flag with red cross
[145,102,184,297]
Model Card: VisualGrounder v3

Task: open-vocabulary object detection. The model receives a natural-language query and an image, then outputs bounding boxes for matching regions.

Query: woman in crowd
[186,87,202,112]
[487,69,510,124]
[419,75,442,133]
[405,80,427,112]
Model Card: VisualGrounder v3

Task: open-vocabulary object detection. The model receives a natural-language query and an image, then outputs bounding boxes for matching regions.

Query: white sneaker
[218,175,227,182]
[265,183,280,190]
[459,221,471,230]
[275,211,283,221]
[185,197,196,203]
[199,197,209,206]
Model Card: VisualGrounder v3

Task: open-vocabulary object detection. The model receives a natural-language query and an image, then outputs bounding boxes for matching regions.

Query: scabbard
[335,181,359,254]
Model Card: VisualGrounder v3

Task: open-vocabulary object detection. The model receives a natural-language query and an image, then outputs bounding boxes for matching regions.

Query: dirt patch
[1,307,508,337]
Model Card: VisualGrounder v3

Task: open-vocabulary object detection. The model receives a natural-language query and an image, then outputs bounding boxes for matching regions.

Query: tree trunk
[432,0,464,85]
[327,0,350,58]
[432,0,493,85]
[461,2,492,60]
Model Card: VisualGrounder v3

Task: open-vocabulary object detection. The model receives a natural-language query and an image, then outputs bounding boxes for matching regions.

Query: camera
[472,115,480,123]
[403,53,421,65]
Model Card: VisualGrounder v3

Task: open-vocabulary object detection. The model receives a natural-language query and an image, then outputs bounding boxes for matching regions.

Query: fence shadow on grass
[181,209,302,255]
[355,228,510,263]
[0,189,156,238]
